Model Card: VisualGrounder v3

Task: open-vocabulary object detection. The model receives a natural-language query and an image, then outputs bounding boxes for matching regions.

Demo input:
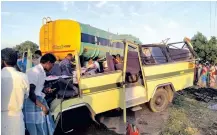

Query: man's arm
[29,84,48,114]
[67,63,73,75]
[26,71,49,114]
[29,84,37,103]
[60,63,72,76]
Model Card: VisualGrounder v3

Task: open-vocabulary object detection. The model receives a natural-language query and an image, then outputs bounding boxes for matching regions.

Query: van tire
[149,88,169,112]
[165,85,174,102]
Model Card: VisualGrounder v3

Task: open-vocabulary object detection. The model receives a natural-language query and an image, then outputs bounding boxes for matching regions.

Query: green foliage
[13,41,39,54]
[191,32,217,63]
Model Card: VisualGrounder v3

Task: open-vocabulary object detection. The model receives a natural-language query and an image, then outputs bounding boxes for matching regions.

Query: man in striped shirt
[59,53,74,76]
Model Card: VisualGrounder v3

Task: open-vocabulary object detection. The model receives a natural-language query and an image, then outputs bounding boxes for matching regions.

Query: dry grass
[161,93,217,135]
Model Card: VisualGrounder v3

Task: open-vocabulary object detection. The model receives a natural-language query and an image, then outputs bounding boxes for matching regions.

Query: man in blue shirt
[17,53,23,71]
[20,52,28,73]
[59,53,74,76]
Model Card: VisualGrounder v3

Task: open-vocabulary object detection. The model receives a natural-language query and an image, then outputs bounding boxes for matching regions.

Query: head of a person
[35,50,42,56]
[116,54,121,59]
[15,51,19,57]
[40,53,56,71]
[66,53,73,61]
[198,61,202,65]
[142,48,151,56]
[18,54,22,59]
[1,48,18,69]
[112,55,116,59]
[24,52,28,58]
[16,52,22,59]
[95,56,100,62]
[88,58,93,64]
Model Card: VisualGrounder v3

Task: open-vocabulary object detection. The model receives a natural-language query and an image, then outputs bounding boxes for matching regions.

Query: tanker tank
[40,18,142,60]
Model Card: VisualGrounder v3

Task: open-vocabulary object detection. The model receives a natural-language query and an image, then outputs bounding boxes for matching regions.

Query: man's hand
[44,87,53,93]
[41,105,49,115]
[36,100,49,115]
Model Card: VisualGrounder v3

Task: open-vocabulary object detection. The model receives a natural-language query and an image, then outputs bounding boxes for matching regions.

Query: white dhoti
[1,111,25,135]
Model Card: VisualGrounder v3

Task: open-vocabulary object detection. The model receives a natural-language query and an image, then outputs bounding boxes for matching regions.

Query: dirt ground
[100,104,169,135]
[63,87,217,135]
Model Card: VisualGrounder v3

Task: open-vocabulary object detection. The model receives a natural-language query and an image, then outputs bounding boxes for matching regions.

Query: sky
[1,1,217,49]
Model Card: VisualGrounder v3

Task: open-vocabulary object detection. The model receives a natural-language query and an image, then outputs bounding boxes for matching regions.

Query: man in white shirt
[94,57,101,72]
[23,53,56,135]
[1,48,29,135]
[32,50,42,66]
[85,57,99,75]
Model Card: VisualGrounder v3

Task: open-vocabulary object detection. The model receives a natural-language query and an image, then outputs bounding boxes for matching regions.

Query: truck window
[141,47,168,65]
[97,37,110,46]
[167,42,193,61]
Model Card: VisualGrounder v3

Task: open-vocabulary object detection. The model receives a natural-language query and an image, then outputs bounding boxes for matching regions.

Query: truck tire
[149,88,169,112]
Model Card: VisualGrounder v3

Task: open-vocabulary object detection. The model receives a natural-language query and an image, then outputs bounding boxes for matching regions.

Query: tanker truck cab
[50,38,196,133]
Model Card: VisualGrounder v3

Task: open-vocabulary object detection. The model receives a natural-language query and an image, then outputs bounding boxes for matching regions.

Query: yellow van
[47,38,196,134]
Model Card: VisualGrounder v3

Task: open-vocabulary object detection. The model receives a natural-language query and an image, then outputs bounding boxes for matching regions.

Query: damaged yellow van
[45,37,197,133]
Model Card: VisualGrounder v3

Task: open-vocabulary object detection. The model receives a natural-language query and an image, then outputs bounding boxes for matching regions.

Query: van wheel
[149,88,169,112]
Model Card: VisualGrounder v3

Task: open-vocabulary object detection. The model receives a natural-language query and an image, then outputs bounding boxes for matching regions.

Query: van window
[141,47,168,65]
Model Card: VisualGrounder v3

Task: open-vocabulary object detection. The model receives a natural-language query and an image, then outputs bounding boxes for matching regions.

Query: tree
[191,32,217,63]
[13,41,39,54]
[207,36,217,63]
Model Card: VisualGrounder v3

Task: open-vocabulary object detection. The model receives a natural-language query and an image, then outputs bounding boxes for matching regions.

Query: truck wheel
[166,87,174,102]
[149,88,169,112]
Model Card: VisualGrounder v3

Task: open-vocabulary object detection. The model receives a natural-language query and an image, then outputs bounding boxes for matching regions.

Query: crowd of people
[195,62,217,89]
[1,47,124,135]
[2,48,56,135]
[15,50,43,73]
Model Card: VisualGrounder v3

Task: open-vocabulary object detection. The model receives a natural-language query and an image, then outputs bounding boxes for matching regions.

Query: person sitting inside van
[142,47,155,64]
[103,60,108,71]
[85,58,98,75]
[115,54,123,63]
[112,55,118,64]
[59,53,74,76]
[94,57,101,72]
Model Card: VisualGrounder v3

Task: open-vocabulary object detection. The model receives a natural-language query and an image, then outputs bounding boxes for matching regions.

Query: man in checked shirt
[59,53,75,76]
